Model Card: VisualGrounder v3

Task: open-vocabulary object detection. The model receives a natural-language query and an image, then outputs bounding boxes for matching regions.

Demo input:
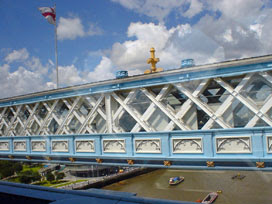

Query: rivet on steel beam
[69,157,75,162]
[207,161,214,167]
[96,158,103,163]
[164,161,172,166]
[127,160,134,165]
[256,162,265,168]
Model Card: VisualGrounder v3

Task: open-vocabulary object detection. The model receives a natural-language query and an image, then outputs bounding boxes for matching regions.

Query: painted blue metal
[181,59,195,68]
[1,127,272,170]
[116,71,128,79]
[0,181,195,204]
[1,60,272,108]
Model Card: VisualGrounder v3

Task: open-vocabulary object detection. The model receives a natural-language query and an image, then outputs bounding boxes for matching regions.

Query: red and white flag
[38,7,56,25]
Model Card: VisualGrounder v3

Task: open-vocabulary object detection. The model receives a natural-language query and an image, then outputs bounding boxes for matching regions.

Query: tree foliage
[55,172,65,180]
[18,170,41,184]
[0,161,23,178]
[46,172,55,182]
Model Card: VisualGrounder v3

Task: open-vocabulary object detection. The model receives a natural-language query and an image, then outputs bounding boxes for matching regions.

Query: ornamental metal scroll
[31,140,46,152]
[172,138,203,153]
[135,139,161,153]
[14,140,27,151]
[103,139,126,153]
[52,140,69,152]
[75,140,95,153]
[216,136,251,153]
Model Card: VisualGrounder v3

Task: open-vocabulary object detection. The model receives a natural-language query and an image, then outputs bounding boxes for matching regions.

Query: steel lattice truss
[1,71,272,136]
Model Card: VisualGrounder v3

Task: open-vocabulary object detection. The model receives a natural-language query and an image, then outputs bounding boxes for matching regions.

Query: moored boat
[201,192,218,204]
[169,176,184,185]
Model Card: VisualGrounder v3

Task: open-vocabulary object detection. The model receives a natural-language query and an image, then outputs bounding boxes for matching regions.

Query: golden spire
[144,47,163,74]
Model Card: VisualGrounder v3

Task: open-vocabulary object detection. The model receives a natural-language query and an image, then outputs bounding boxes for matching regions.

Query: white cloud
[4,48,29,63]
[111,0,184,22]
[222,29,233,43]
[57,17,103,40]
[109,22,225,76]
[0,48,55,98]
[111,0,205,21]
[56,65,87,86]
[57,17,85,40]
[0,63,53,98]
[49,57,115,88]
[208,0,263,23]
[87,23,103,36]
[87,56,115,82]
[183,0,203,18]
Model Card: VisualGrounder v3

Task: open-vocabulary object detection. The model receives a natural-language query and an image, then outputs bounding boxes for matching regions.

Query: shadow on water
[102,169,272,204]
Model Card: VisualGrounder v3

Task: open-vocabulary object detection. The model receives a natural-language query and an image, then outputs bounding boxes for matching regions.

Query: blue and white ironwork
[1,55,272,169]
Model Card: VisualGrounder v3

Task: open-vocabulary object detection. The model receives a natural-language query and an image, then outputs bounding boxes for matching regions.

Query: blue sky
[1,0,272,99]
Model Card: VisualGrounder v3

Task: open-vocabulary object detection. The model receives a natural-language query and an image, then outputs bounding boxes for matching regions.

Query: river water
[103,169,272,204]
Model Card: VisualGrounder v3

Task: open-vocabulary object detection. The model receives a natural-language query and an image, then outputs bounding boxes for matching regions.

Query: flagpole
[54,4,59,89]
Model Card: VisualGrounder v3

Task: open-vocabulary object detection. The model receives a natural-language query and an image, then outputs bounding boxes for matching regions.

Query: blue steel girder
[0,127,272,170]
[1,55,272,170]
[0,56,272,108]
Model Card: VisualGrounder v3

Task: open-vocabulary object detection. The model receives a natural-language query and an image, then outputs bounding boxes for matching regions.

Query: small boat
[201,192,218,204]
[169,176,184,185]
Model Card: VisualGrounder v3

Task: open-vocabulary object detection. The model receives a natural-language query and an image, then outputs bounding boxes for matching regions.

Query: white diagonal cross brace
[6,106,22,135]
[174,83,232,129]
[37,100,59,134]
[246,72,272,127]
[113,89,138,129]
[55,97,81,134]
[23,103,40,135]
[131,85,172,132]
[215,77,272,126]
[203,74,253,129]
[77,95,104,134]
[79,95,108,134]
[166,79,209,131]
[141,88,190,130]
[111,92,154,132]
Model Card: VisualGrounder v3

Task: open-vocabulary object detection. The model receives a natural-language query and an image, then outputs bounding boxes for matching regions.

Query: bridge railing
[0,127,271,170]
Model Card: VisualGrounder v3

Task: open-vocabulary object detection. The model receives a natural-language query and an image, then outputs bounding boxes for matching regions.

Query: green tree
[0,167,14,178]
[13,162,23,173]
[18,170,41,184]
[19,174,32,184]
[0,161,22,178]
[46,172,55,182]
[55,172,65,180]
[32,171,41,181]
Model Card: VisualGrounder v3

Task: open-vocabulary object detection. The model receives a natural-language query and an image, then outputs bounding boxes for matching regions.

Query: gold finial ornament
[206,161,214,167]
[69,157,75,162]
[127,159,134,165]
[256,161,265,168]
[26,156,32,160]
[145,47,163,74]
[164,161,172,166]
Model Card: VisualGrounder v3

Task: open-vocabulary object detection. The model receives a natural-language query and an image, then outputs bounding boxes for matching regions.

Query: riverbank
[59,167,156,190]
